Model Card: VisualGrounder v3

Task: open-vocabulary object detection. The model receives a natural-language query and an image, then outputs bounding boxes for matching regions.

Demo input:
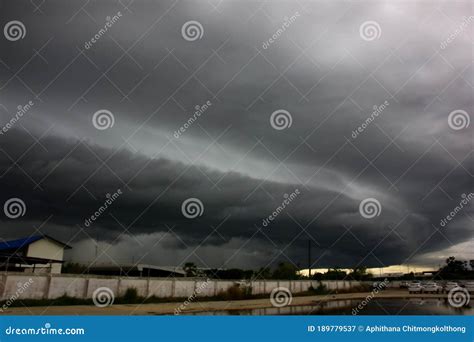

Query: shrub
[309,283,328,295]
[217,284,252,300]
[121,288,139,303]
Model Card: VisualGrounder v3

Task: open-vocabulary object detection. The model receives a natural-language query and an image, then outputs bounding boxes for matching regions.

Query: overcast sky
[0,0,472,270]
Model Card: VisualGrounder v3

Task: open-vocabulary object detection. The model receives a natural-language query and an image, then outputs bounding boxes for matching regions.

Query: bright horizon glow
[298,265,438,277]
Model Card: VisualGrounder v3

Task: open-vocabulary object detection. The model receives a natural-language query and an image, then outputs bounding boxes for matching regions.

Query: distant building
[380,272,404,278]
[0,235,72,274]
[86,263,186,277]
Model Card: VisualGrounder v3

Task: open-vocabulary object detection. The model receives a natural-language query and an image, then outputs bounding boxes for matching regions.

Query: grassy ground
[1,283,347,308]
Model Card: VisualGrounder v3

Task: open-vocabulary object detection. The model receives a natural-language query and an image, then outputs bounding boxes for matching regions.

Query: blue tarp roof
[0,235,71,251]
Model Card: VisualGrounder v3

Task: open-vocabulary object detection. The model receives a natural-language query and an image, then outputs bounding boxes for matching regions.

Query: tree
[348,267,372,280]
[255,267,272,280]
[213,268,254,279]
[311,272,323,280]
[400,272,415,280]
[440,256,466,276]
[322,268,346,280]
[272,262,300,280]
[183,262,197,277]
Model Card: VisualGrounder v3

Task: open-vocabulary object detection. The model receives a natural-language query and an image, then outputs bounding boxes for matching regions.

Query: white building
[0,235,72,274]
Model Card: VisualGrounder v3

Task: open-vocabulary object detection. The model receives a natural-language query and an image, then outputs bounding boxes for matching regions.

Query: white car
[464,282,474,293]
[400,281,409,289]
[408,282,422,294]
[422,282,442,293]
[443,282,458,293]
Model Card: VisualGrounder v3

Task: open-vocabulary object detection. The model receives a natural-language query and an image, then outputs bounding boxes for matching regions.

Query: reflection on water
[184,298,474,315]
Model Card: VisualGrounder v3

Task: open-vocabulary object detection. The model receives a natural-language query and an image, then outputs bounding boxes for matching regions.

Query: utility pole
[308,240,311,278]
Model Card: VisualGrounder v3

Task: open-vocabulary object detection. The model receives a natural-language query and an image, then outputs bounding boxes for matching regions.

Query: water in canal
[184,298,474,315]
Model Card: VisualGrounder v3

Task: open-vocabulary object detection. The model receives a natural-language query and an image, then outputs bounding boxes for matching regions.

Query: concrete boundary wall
[0,273,372,301]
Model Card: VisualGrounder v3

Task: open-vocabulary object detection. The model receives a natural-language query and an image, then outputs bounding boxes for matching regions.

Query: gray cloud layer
[0,0,472,269]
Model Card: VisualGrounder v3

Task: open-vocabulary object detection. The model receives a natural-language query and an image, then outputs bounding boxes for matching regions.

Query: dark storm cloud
[0,0,472,268]
[0,127,471,267]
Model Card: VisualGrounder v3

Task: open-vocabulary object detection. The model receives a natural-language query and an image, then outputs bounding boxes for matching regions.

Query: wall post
[44,274,52,299]
[0,274,7,300]
[83,277,89,298]
[117,277,121,297]
[171,278,175,297]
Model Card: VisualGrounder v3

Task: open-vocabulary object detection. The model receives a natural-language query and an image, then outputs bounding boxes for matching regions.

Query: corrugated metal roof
[0,236,43,250]
[0,235,72,251]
